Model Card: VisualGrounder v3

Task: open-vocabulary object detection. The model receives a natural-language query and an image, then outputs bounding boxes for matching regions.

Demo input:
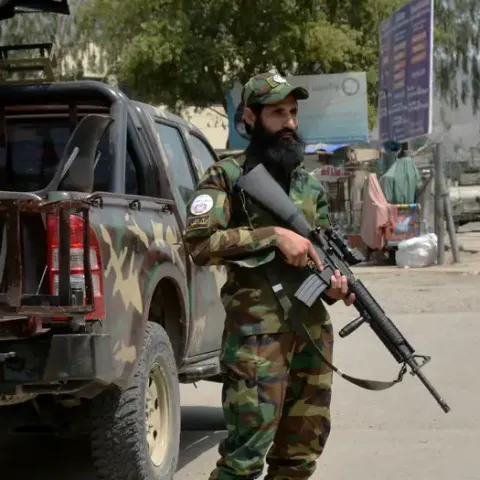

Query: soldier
[184,72,355,480]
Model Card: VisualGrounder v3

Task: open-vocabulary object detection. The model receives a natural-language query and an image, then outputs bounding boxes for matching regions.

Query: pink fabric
[360,174,398,250]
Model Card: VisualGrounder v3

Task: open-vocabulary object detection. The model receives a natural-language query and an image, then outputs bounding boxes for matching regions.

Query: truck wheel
[90,322,181,480]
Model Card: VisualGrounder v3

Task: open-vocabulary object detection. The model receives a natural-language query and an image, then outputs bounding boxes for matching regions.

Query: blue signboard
[378,0,434,144]
[226,72,369,149]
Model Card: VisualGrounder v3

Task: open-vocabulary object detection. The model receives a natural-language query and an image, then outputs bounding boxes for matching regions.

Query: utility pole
[434,143,445,265]
[434,143,460,264]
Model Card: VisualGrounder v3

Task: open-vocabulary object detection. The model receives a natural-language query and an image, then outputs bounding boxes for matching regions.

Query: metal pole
[440,167,460,263]
[434,157,439,237]
[428,168,435,233]
[434,143,445,265]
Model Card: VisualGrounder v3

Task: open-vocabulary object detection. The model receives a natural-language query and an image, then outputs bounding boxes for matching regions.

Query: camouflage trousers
[209,320,334,480]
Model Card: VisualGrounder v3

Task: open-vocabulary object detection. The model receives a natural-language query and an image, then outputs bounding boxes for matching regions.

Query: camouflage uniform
[184,73,334,480]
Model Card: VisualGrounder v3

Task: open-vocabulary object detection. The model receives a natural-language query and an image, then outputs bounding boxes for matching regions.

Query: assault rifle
[236,163,451,414]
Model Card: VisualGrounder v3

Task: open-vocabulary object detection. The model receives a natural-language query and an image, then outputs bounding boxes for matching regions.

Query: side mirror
[48,114,113,193]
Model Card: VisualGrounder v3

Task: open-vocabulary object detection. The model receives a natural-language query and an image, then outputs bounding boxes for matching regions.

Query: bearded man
[184,72,355,480]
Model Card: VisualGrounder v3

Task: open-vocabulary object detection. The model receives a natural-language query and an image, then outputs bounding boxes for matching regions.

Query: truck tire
[90,322,181,480]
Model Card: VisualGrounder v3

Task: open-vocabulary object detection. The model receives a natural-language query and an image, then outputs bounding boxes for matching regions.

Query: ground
[0,226,479,479]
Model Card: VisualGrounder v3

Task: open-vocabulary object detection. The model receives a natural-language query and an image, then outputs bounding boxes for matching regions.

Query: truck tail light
[46,214,105,320]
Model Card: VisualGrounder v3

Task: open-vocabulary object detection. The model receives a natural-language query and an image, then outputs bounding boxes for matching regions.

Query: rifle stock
[236,163,451,414]
[236,163,312,237]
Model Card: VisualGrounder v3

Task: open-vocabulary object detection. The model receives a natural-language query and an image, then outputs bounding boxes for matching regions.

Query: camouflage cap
[242,73,309,107]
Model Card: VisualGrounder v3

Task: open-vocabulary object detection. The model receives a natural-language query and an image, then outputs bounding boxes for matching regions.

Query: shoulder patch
[187,215,209,230]
[190,194,214,216]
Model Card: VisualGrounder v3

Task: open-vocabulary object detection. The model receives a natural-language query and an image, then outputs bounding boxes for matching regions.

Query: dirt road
[0,260,479,479]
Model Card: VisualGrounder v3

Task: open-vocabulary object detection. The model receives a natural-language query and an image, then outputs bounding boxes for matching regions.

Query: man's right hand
[274,227,323,269]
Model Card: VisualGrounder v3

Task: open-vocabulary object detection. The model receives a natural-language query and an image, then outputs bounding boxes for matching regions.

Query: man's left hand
[326,269,355,306]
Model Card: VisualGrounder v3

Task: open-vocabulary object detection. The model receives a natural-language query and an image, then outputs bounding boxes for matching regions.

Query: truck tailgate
[0,193,95,317]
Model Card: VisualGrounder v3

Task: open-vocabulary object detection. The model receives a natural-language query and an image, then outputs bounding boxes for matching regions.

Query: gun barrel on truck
[236,163,451,414]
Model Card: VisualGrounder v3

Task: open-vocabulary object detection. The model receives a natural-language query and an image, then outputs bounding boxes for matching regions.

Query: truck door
[153,120,225,357]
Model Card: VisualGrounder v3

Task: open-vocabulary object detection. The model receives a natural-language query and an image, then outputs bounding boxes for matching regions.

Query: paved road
[0,268,479,479]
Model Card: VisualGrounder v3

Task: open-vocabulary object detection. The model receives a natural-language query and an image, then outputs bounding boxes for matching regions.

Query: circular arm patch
[190,194,214,216]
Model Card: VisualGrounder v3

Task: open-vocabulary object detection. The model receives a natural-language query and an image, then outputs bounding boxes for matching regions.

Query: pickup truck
[0,73,227,479]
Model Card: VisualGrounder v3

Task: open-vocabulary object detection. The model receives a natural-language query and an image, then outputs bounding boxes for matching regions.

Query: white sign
[227,72,370,149]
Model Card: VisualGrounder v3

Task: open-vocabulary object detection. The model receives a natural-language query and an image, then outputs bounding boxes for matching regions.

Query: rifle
[236,163,451,414]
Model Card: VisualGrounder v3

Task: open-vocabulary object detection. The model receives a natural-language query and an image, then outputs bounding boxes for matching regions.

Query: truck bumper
[0,333,114,390]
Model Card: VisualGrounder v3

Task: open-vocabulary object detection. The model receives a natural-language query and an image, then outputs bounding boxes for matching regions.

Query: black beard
[245,120,305,191]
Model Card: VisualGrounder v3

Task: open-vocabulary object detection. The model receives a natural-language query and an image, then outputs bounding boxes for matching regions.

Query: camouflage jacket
[184,154,332,335]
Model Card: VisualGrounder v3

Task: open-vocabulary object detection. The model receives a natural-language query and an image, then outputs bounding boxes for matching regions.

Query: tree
[434,0,480,114]
[74,0,408,127]
[2,0,480,129]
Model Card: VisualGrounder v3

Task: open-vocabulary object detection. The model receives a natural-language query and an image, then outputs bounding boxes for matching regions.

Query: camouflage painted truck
[0,25,227,480]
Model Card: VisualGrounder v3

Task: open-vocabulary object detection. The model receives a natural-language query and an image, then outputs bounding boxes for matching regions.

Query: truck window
[187,134,216,176]
[0,117,120,193]
[125,151,139,195]
[94,139,139,195]
[155,122,196,210]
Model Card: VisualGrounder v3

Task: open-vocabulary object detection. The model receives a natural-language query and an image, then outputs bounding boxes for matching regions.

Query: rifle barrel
[407,357,451,413]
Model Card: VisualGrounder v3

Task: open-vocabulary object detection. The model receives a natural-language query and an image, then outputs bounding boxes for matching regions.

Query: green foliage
[74,0,408,126]
[2,0,480,129]
[434,0,480,114]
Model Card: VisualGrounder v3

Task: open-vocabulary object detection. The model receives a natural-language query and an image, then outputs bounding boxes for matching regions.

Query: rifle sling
[265,268,407,391]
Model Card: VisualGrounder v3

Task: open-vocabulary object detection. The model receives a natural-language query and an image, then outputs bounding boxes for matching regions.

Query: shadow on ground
[0,406,226,480]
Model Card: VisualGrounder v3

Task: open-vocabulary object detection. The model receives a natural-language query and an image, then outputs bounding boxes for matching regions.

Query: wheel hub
[145,362,171,467]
